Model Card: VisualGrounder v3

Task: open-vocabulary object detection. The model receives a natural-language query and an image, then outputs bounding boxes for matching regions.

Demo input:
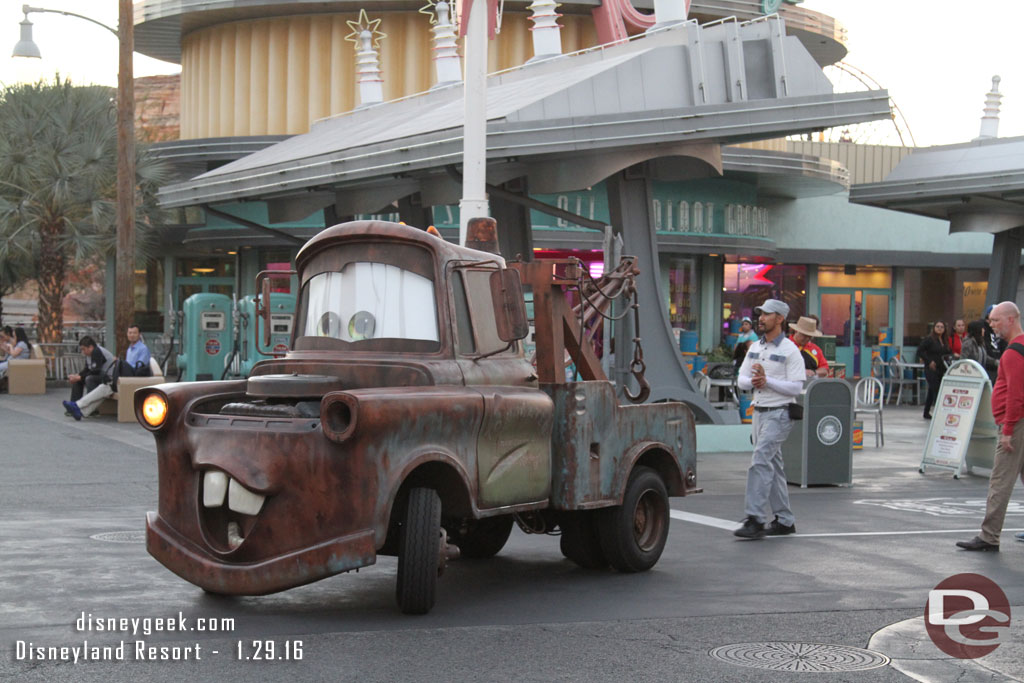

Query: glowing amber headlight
[141,394,168,427]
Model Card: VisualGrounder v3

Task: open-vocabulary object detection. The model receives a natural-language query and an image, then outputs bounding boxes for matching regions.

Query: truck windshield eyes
[301,262,439,344]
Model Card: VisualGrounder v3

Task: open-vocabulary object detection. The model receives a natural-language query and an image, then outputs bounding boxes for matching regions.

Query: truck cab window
[456,268,512,357]
[299,262,439,346]
[452,271,476,354]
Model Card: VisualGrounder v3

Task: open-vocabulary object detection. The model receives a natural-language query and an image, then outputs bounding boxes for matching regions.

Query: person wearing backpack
[957,301,1024,552]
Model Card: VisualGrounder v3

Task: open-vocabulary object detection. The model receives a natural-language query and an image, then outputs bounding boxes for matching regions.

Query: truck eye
[348,311,375,340]
[318,312,342,337]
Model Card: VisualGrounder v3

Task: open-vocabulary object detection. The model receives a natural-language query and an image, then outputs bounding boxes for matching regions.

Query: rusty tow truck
[137,220,699,614]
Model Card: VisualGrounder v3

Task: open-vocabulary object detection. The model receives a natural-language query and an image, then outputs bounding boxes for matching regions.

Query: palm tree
[0,245,32,325]
[0,77,168,343]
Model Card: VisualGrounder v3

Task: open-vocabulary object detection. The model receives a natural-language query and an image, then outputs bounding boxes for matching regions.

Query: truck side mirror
[490,269,529,342]
[254,269,297,356]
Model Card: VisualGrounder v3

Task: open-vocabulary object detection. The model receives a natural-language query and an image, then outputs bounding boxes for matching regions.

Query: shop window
[261,248,295,293]
[722,264,807,333]
[818,266,892,289]
[176,257,234,278]
[668,258,699,332]
[903,268,987,345]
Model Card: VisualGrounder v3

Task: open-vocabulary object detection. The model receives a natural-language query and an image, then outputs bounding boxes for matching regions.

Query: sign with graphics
[920,360,996,478]
[926,573,1011,659]
[816,416,842,446]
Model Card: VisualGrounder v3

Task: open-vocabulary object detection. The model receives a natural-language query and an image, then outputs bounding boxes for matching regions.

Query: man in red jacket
[957,301,1024,551]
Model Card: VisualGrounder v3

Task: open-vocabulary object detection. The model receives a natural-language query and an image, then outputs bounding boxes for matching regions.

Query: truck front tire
[396,487,442,614]
[597,466,669,572]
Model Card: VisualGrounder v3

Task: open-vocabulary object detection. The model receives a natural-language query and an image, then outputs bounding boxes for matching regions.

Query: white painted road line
[669,510,1024,537]
[669,510,740,530]
[787,528,1024,538]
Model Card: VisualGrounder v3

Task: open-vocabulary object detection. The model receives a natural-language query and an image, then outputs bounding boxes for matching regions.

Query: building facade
[127,0,994,409]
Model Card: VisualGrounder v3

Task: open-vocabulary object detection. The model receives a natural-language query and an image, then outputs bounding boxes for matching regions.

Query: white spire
[978,75,1002,140]
[431,1,462,86]
[355,30,384,106]
[346,10,386,108]
[527,0,563,62]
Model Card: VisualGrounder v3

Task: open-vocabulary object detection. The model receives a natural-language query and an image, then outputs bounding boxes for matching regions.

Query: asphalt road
[1,389,1021,682]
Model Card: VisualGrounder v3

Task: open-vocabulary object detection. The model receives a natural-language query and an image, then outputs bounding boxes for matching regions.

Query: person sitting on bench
[0,326,32,382]
[62,327,153,420]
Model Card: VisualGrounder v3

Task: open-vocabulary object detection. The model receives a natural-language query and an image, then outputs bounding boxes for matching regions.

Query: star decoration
[418,0,458,27]
[344,9,386,50]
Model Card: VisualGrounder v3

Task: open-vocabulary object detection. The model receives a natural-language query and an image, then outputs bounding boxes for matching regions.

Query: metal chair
[887,358,918,406]
[854,376,884,447]
[694,371,711,401]
[870,356,891,402]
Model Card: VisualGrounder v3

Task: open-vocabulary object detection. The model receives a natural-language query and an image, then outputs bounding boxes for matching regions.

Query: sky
[0,1,179,89]
[800,0,1024,146]
[0,1,1019,148]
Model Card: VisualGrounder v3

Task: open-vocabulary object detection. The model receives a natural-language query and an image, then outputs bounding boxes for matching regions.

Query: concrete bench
[99,358,166,422]
[8,344,46,395]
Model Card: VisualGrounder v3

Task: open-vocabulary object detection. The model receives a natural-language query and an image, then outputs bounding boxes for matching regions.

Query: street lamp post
[12,2,135,355]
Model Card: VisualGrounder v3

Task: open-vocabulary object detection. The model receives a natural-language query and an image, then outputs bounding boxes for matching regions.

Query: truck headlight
[141,393,168,428]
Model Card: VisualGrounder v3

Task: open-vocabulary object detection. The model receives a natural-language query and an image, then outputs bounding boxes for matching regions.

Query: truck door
[449,267,553,507]
[475,387,554,508]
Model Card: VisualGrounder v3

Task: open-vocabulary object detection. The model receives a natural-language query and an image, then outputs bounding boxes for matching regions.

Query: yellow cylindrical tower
[179,12,598,138]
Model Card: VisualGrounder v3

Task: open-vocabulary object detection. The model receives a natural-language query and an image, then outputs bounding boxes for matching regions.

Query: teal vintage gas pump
[177,293,232,381]
[237,293,294,376]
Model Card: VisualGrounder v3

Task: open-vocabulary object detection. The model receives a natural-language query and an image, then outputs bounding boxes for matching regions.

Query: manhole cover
[91,531,146,543]
[709,642,890,673]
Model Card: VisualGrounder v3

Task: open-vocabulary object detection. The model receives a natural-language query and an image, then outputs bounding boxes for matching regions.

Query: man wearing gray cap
[734,298,807,539]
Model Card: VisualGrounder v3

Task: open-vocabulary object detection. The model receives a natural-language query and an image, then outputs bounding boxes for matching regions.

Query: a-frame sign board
[919,359,997,479]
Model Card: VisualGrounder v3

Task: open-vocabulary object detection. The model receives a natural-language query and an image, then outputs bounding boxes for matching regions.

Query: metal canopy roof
[159,18,890,212]
[850,136,1024,227]
[133,0,849,67]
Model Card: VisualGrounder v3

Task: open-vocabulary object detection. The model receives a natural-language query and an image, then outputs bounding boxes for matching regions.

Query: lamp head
[12,15,40,59]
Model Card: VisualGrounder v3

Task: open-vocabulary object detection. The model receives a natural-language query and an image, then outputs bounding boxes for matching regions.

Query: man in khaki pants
[957,301,1024,551]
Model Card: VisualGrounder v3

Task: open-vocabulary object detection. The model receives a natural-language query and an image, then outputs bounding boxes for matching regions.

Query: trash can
[781,378,854,487]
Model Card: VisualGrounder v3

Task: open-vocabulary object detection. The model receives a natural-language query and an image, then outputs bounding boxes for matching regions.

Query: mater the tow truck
[137,220,699,614]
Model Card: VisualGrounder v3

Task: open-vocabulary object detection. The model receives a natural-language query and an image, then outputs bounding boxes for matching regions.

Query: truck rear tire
[456,515,514,559]
[597,466,669,573]
[396,487,442,614]
[559,511,608,569]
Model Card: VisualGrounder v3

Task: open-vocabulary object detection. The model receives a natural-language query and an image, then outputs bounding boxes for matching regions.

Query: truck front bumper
[146,512,376,596]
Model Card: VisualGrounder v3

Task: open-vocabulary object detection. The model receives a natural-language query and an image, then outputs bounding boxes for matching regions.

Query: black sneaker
[955,536,999,552]
[734,516,765,539]
[765,517,796,536]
